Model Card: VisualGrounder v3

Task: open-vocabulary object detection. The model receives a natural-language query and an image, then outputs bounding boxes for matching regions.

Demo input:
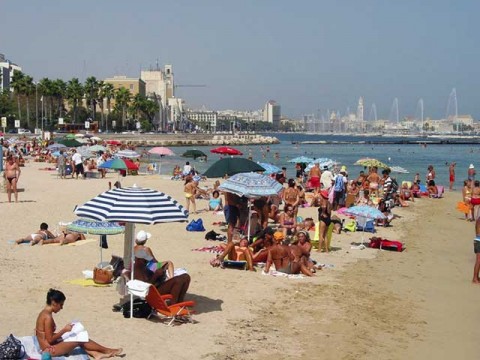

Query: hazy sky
[2,0,479,119]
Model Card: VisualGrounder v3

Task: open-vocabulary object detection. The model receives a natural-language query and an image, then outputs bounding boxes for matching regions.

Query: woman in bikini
[35,289,122,359]
[463,180,473,221]
[283,179,300,215]
[184,176,197,214]
[367,166,380,198]
[16,223,55,245]
[4,154,21,203]
[317,190,332,252]
[279,205,297,238]
[39,231,86,245]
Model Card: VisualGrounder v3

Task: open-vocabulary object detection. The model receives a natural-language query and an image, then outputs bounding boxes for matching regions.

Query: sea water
[141,133,479,189]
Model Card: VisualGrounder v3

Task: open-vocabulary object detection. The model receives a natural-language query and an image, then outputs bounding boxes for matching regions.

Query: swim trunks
[278,263,293,274]
[370,182,379,190]
[310,176,320,188]
[474,238,480,254]
[224,205,239,225]
[450,174,455,182]
[471,198,480,206]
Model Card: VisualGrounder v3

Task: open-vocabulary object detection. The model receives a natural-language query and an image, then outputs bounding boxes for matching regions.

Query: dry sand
[0,161,478,359]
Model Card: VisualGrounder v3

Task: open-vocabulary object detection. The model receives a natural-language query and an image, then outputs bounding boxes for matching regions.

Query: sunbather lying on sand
[211,237,255,271]
[39,231,86,245]
[16,222,55,245]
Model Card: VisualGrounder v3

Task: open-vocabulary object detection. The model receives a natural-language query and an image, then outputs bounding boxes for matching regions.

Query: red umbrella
[123,159,139,170]
[107,140,122,146]
[210,146,243,156]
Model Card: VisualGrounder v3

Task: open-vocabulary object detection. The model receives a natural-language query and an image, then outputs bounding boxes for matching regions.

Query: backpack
[334,175,344,192]
[121,299,153,318]
[0,334,25,359]
[186,218,205,232]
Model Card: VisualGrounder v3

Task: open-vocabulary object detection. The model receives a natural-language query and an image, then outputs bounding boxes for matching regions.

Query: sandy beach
[0,161,478,359]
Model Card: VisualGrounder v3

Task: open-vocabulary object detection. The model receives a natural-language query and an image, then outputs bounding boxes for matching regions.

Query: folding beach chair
[145,285,196,326]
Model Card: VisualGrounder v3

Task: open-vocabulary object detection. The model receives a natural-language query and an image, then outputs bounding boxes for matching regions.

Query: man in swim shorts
[4,154,21,203]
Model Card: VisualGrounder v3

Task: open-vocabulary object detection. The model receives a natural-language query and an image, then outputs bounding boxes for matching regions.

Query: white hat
[469,164,475,169]
[135,230,151,243]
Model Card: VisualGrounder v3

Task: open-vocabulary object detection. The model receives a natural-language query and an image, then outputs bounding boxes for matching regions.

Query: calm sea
[142,133,479,188]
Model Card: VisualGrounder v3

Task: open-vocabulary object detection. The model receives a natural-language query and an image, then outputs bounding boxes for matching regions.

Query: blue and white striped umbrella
[257,162,282,175]
[74,185,188,317]
[74,185,188,224]
[218,172,283,199]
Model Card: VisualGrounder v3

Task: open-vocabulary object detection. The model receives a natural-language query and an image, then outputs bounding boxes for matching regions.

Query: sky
[1,0,479,119]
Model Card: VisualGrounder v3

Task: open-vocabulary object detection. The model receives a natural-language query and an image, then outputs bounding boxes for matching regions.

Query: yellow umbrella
[355,158,390,169]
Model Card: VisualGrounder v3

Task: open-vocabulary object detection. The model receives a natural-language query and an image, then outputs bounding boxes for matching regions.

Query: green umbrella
[58,138,83,147]
[65,133,76,139]
[98,158,128,170]
[182,149,207,160]
[203,158,265,178]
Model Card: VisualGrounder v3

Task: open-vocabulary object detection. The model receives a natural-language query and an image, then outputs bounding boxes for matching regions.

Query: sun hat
[135,230,151,243]
[320,190,329,198]
[273,231,284,241]
[470,164,475,169]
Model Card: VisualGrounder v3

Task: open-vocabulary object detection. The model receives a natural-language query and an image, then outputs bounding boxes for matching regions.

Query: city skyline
[2,0,479,120]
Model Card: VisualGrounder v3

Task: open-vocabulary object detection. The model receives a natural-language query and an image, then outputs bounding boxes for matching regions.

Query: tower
[356,97,364,122]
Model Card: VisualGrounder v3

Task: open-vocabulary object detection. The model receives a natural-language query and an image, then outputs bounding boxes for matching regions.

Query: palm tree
[23,75,35,128]
[102,83,115,131]
[10,71,25,121]
[66,78,84,123]
[84,76,100,122]
[96,80,105,130]
[53,79,67,120]
[115,87,131,128]
[38,78,53,125]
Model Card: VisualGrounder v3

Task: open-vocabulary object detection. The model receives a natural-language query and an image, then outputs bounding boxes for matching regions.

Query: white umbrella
[74,184,188,318]
[116,149,141,158]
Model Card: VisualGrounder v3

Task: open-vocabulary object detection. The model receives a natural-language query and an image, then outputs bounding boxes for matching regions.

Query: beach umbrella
[116,149,141,158]
[148,147,175,175]
[107,140,122,146]
[58,138,82,147]
[67,219,125,264]
[210,146,243,156]
[203,157,265,178]
[91,136,102,141]
[74,133,85,138]
[77,146,95,159]
[288,156,315,164]
[65,133,76,139]
[355,158,389,169]
[89,144,107,153]
[47,143,67,150]
[344,205,386,249]
[257,162,282,175]
[182,149,207,160]
[99,158,128,170]
[122,159,139,171]
[74,184,188,318]
[219,172,283,242]
[148,147,175,156]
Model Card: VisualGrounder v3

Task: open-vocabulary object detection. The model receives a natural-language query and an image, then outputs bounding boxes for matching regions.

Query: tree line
[0,71,159,131]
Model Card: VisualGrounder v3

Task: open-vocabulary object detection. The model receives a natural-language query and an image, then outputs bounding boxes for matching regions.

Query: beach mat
[19,335,89,359]
[64,278,111,287]
[262,270,304,279]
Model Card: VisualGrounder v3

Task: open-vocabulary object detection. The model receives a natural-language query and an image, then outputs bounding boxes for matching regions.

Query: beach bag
[205,230,223,241]
[186,218,205,232]
[121,299,152,319]
[334,175,344,192]
[369,237,404,252]
[109,255,124,279]
[0,334,25,359]
[93,265,114,284]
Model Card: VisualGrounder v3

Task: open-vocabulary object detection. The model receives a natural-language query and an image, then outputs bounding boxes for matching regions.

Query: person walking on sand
[4,154,21,203]
[473,218,480,284]
[71,149,84,179]
[449,162,456,191]
[184,176,197,214]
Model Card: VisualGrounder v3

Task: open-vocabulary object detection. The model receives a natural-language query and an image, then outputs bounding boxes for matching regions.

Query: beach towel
[19,336,89,360]
[126,279,151,298]
[262,270,304,279]
[192,245,224,254]
[64,278,111,287]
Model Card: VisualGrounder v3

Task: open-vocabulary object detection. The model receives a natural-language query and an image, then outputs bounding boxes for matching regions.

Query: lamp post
[35,82,38,131]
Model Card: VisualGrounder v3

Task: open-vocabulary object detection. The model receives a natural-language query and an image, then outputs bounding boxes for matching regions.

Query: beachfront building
[102,75,146,110]
[0,53,22,92]
[263,100,281,130]
[187,110,218,132]
[140,64,174,108]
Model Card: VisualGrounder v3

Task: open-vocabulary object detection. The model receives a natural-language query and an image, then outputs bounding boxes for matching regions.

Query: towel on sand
[64,279,111,287]
[18,336,89,359]
[261,270,304,279]
[192,245,224,254]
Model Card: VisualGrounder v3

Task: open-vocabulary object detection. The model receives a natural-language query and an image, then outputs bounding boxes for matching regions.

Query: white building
[187,110,217,131]
[263,100,281,129]
[140,64,174,108]
[0,53,22,92]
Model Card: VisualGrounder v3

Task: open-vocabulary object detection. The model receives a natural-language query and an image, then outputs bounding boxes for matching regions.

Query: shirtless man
[264,232,313,276]
[308,163,321,192]
[449,162,456,191]
[4,154,21,203]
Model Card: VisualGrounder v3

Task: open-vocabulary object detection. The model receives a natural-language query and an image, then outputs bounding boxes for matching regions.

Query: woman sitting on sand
[208,190,223,212]
[16,223,56,245]
[278,205,297,238]
[35,289,122,359]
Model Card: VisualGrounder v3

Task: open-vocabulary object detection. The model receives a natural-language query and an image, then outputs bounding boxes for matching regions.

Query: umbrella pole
[123,223,135,319]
